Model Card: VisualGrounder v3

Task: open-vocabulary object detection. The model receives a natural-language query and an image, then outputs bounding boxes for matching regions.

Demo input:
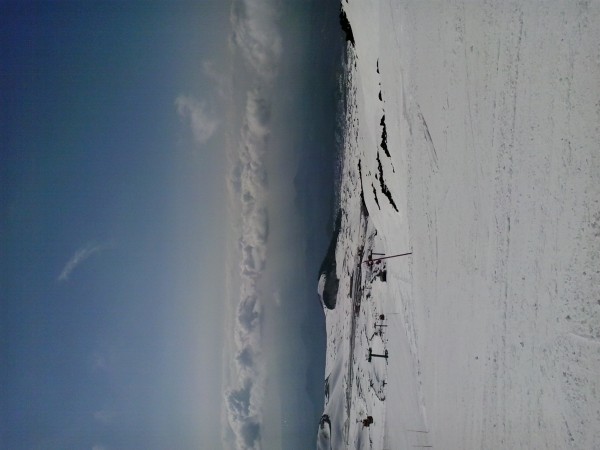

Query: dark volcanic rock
[339,9,355,47]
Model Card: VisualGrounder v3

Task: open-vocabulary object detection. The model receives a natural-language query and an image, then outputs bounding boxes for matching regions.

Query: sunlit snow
[317,1,600,449]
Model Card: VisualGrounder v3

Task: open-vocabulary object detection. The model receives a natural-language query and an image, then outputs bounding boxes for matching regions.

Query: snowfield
[317,1,600,449]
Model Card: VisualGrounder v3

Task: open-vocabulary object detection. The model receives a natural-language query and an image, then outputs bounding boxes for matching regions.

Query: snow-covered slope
[318,1,600,449]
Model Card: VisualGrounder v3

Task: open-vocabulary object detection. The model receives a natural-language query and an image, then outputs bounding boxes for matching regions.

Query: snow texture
[318,1,600,449]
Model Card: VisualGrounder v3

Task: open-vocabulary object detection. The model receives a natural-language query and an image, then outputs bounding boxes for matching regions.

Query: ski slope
[318,1,600,449]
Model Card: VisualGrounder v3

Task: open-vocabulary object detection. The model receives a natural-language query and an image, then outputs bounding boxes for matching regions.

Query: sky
[1,0,343,449]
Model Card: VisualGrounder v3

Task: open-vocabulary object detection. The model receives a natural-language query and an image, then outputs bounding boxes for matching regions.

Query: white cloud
[175,95,219,145]
[223,0,284,447]
[223,89,273,450]
[58,240,112,282]
[224,375,262,449]
[230,0,282,82]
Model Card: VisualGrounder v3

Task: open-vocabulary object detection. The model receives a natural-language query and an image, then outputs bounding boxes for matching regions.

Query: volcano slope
[317,1,600,449]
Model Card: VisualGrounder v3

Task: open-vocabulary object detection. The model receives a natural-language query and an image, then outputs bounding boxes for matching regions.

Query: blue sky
[1,0,342,448]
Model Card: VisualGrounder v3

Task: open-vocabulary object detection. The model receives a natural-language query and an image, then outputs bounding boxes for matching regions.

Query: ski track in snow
[317,1,600,449]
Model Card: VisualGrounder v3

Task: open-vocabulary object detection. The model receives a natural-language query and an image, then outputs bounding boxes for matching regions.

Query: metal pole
[364,251,412,264]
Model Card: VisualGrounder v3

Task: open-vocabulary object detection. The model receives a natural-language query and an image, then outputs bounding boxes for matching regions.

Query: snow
[318,273,327,300]
[317,1,600,449]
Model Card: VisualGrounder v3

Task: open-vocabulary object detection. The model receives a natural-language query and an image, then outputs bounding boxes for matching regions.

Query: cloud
[236,294,262,334]
[223,0,284,448]
[230,0,282,82]
[243,90,271,137]
[224,376,264,450]
[58,240,112,282]
[238,420,261,449]
[226,379,253,419]
[236,346,255,369]
[175,95,219,145]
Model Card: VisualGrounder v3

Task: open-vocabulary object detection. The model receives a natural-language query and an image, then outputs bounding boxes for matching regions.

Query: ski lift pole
[363,251,413,265]
[367,348,389,362]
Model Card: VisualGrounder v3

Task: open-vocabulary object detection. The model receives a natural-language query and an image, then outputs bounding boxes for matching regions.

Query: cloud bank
[223,90,271,450]
[58,240,112,282]
[223,0,282,448]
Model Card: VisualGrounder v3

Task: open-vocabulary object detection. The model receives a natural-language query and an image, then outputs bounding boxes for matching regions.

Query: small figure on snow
[362,415,374,427]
